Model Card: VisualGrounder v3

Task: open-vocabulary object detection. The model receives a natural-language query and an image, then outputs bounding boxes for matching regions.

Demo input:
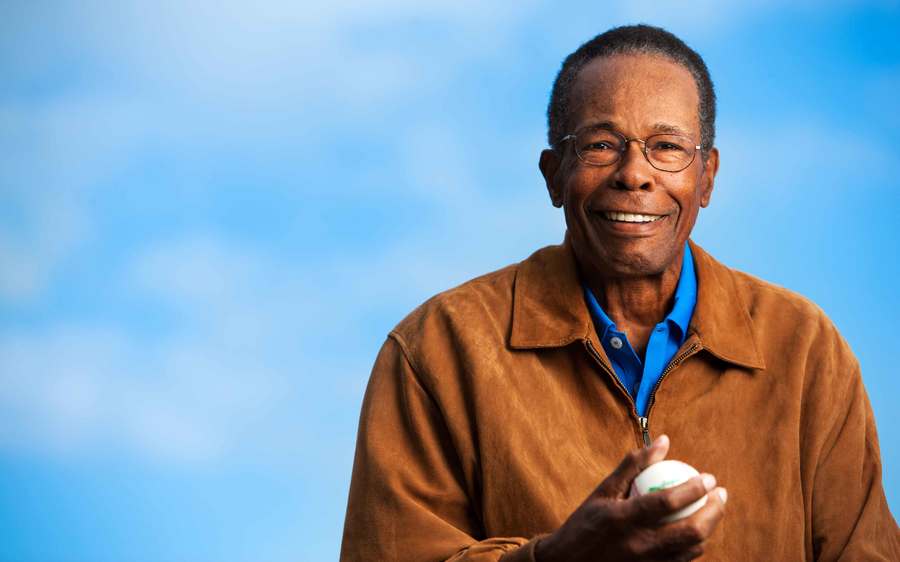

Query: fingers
[645,434,669,465]
[628,473,716,524]
[594,434,670,499]
[644,486,729,558]
[687,486,727,538]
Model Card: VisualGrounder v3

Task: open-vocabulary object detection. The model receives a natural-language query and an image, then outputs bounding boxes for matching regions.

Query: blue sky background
[1,1,898,560]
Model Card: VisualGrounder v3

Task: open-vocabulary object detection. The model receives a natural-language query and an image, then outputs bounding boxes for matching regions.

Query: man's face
[540,53,718,279]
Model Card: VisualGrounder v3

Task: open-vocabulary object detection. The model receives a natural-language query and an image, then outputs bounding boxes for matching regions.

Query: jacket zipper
[639,342,701,447]
[584,339,643,446]
[639,416,651,447]
[586,338,701,448]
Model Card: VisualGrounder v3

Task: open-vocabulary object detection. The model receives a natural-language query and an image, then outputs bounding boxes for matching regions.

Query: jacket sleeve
[339,334,548,562]
[808,327,900,560]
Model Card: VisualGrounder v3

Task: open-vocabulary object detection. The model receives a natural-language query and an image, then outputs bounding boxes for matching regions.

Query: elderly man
[340,25,898,561]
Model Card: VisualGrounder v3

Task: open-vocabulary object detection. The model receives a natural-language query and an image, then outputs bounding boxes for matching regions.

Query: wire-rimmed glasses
[560,126,702,173]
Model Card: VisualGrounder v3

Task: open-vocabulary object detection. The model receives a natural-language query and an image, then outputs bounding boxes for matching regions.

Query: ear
[699,147,719,208]
[539,149,564,208]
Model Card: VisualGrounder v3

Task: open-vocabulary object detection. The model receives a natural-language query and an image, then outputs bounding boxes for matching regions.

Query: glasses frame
[559,127,702,173]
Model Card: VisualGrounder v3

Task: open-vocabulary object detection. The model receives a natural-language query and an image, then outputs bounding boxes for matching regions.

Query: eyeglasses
[559,126,702,173]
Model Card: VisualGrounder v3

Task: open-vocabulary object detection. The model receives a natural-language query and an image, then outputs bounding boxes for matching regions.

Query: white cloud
[712,117,892,208]
[56,0,543,117]
[0,173,563,465]
[0,0,548,308]
[0,237,282,464]
[0,189,90,303]
[616,0,881,35]
[0,93,161,304]
[0,320,291,465]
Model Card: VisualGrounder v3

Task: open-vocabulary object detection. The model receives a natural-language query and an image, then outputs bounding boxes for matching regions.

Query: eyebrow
[579,120,617,132]
[577,120,693,137]
[650,122,692,136]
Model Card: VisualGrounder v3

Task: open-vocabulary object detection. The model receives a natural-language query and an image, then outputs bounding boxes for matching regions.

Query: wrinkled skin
[539,53,720,358]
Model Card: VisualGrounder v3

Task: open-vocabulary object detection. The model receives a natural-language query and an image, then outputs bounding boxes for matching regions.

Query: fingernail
[701,473,716,491]
[717,488,728,504]
[653,434,669,448]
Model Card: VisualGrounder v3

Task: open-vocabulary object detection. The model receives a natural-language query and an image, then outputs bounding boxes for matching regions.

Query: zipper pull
[639,416,651,448]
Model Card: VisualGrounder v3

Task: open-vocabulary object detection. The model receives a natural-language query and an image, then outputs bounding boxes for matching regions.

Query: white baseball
[628,459,708,523]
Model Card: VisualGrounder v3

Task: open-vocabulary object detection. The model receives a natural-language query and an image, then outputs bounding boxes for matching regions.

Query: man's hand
[534,435,728,562]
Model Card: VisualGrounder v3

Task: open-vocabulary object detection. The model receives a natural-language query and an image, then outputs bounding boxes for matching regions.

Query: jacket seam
[388,330,431,391]
[386,330,484,534]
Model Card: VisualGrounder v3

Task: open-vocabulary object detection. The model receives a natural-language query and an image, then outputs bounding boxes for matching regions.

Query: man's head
[539,25,719,281]
[547,25,716,153]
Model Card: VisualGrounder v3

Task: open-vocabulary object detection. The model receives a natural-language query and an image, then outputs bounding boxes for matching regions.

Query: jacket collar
[510,235,766,371]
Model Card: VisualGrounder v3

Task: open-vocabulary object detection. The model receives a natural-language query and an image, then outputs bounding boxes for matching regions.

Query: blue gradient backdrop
[1,2,897,560]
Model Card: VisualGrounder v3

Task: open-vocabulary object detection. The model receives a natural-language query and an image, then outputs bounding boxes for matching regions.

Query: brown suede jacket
[340,237,899,561]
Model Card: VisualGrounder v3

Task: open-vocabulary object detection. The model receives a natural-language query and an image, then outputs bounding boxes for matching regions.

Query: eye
[584,141,615,151]
[651,141,687,152]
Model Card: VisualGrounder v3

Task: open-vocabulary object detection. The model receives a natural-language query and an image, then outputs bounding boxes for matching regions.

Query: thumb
[594,434,670,499]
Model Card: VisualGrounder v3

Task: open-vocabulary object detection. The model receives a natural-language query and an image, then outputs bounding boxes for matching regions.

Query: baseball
[629,459,708,523]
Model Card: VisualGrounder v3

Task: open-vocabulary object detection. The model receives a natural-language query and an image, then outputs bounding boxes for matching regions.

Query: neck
[580,251,684,328]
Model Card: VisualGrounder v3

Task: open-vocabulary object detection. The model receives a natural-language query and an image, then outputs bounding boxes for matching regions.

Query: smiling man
[340,25,898,561]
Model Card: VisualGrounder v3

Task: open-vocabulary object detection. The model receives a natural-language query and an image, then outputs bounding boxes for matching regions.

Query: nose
[612,139,653,191]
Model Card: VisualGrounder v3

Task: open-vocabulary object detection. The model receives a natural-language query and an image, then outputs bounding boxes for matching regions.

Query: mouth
[599,210,666,223]
[594,210,671,236]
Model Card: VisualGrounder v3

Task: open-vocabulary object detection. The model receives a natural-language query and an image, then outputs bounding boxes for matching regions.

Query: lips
[600,210,665,223]
[594,210,670,237]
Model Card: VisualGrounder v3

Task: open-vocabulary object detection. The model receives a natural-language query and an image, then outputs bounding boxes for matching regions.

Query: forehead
[568,53,700,136]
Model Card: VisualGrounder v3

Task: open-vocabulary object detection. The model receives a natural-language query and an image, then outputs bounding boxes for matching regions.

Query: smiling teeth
[602,211,664,223]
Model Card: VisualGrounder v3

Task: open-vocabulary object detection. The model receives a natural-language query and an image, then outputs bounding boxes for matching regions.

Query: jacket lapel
[687,239,766,370]
[509,235,592,349]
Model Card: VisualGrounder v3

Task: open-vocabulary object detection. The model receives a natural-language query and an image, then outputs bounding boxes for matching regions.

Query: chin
[592,245,672,277]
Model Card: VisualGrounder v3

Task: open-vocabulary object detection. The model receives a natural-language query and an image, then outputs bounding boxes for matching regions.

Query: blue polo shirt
[582,242,697,417]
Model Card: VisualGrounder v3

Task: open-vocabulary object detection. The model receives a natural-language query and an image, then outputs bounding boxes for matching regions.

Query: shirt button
[610,336,623,349]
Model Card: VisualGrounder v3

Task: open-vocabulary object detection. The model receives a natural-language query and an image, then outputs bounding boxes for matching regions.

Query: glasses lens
[575,128,624,165]
[646,134,696,171]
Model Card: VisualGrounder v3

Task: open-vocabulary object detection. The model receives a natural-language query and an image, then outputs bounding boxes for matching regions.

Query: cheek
[560,178,591,211]
[675,197,704,233]
[563,167,607,202]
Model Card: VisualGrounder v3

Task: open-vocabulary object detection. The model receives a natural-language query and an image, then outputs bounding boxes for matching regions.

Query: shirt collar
[510,233,765,370]
[667,241,697,341]
[582,285,616,342]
